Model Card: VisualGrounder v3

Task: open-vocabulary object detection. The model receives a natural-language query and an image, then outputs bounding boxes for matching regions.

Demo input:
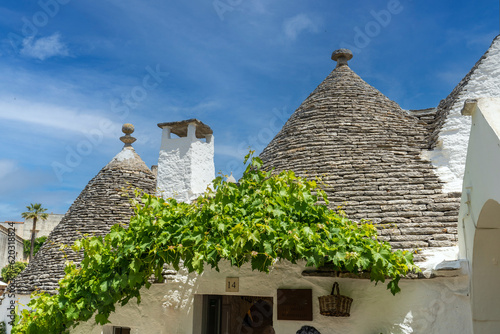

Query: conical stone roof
[260,50,459,251]
[11,127,156,295]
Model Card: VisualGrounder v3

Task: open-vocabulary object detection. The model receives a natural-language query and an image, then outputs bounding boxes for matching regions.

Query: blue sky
[0,0,498,220]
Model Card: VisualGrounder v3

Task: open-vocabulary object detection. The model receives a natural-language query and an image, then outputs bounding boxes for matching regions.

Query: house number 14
[226,277,239,292]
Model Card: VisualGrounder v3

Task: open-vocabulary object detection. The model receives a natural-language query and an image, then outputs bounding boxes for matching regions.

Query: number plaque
[226,277,239,292]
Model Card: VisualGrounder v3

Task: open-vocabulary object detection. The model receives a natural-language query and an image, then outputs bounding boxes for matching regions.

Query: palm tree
[21,203,48,261]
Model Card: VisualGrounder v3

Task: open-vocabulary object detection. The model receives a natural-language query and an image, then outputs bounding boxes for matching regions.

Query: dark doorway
[202,295,273,334]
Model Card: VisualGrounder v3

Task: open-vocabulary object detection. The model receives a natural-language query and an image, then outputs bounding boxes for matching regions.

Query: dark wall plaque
[277,289,313,321]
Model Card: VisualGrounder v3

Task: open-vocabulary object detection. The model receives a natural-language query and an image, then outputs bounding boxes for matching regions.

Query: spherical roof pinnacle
[120,123,136,146]
[122,123,134,134]
[332,49,353,67]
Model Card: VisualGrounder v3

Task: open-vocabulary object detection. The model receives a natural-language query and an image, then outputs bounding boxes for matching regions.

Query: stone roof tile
[11,146,156,295]
[260,51,459,251]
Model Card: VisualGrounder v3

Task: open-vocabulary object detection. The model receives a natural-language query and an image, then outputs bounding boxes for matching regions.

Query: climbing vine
[13,154,417,333]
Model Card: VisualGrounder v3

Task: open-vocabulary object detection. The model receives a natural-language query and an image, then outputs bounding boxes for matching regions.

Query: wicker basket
[318,282,353,317]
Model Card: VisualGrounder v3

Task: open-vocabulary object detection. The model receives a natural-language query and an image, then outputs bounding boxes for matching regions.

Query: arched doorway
[472,199,500,333]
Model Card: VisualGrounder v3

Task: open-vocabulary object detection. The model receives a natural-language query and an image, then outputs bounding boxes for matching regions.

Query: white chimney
[156,119,215,202]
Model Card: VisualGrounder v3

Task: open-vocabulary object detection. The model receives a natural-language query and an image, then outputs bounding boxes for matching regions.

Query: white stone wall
[190,138,215,195]
[157,126,214,202]
[458,98,500,333]
[19,214,64,240]
[0,228,24,270]
[459,98,500,260]
[71,261,472,334]
[0,214,63,240]
[425,37,500,193]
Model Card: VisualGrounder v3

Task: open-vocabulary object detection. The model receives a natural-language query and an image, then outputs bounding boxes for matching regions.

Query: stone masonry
[260,50,460,252]
[10,128,156,295]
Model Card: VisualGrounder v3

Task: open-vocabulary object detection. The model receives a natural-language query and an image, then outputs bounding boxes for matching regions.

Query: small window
[114,327,131,334]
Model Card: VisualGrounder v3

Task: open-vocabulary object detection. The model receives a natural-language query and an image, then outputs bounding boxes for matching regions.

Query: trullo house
[3,35,500,334]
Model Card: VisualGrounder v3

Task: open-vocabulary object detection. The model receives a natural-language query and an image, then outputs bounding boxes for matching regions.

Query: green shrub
[1,262,28,283]
[13,154,418,333]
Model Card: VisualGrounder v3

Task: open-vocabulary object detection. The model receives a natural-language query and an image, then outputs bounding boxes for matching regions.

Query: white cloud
[283,14,319,41]
[0,160,17,180]
[0,98,121,138]
[20,33,69,60]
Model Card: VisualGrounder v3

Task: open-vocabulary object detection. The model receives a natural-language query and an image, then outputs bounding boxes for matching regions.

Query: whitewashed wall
[458,98,500,333]
[459,98,500,259]
[72,260,472,334]
[157,125,214,202]
[424,36,500,193]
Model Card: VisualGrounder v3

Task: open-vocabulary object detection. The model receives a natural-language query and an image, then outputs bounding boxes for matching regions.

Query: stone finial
[331,49,353,67]
[120,123,137,147]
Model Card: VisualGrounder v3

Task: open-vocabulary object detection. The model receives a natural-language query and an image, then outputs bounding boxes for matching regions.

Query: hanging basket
[318,282,353,317]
